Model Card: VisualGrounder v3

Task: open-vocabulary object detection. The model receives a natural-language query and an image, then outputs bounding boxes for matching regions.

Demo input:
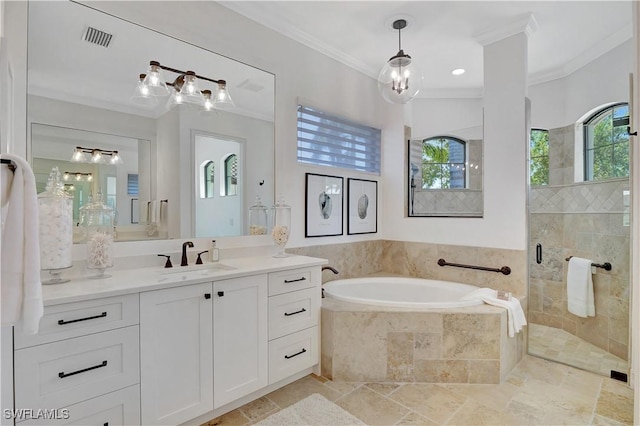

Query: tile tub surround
[321,297,525,384]
[289,240,527,297]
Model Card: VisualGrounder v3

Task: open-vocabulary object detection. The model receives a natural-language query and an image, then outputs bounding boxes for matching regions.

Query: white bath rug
[254,393,366,426]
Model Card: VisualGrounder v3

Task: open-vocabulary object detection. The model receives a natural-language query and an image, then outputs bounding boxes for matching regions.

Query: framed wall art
[305,173,343,237]
[347,178,377,234]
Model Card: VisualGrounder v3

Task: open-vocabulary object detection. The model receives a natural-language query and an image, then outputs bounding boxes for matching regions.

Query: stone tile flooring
[203,355,634,426]
[528,323,628,377]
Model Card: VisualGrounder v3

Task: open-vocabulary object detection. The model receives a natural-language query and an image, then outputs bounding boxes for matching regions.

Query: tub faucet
[322,266,339,274]
[181,241,194,266]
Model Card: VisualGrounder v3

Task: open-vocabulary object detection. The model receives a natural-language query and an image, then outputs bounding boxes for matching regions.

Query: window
[106,176,117,211]
[584,103,629,181]
[224,154,238,196]
[202,161,215,198]
[530,129,549,186]
[127,173,139,196]
[297,105,382,174]
[421,136,466,189]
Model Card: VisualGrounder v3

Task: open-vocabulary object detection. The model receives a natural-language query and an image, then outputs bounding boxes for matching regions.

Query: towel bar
[437,258,511,275]
[1,158,15,173]
[565,256,612,271]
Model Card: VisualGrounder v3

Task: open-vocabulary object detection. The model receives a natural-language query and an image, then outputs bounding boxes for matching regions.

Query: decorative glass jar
[248,195,268,235]
[81,193,114,278]
[270,197,291,258]
[38,167,73,284]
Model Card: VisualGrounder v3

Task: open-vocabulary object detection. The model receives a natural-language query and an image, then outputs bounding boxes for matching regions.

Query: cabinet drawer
[15,294,139,349]
[268,288,319,340]
[18,385,140,426]
[15,326,139,411]
[268,327,318,384]
[268,268,316,296]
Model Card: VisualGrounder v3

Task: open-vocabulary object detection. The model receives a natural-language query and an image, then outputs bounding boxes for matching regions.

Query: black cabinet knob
[218,291,224,297]
[204,293,211,299]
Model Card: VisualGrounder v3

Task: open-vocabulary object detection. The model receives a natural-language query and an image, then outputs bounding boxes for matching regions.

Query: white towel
[462,288,527,338]
[567,257,595,318]
[1,154,43,334]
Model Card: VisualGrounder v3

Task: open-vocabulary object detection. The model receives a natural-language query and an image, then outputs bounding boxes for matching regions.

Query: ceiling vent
[237,79,264,93]
[83,26,113,48]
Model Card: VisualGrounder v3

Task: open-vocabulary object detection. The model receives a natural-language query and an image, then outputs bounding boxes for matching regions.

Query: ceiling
[220,1,633,98]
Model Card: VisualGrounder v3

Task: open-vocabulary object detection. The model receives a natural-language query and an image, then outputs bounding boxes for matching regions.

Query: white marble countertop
[42,254,327,306]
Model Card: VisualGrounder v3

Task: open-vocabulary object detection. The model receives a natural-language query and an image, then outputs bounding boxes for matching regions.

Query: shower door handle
[536,244,542,264]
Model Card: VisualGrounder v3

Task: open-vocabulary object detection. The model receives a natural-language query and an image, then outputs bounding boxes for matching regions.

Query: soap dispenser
[210,240,220,262]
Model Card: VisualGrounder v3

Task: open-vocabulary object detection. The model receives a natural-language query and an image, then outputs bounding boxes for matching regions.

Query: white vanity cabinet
[13,294,141,426]
[139,282,214,426]
[11,256,325,426]
[213,275,268,408]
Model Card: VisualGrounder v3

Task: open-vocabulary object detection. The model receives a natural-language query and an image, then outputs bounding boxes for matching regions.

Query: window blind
[127,173,139,196]
[297,105,381,174]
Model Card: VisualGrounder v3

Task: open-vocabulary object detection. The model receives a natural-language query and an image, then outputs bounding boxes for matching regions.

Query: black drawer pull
[58,360,108,378]
[284,348,306,359]
[217,291,224,297]
[204,293,211,299]
[104,423,109,426]
[58,312,107,325]
[284,277,306,284]
[536,243,542,264]
[284,308,306,317]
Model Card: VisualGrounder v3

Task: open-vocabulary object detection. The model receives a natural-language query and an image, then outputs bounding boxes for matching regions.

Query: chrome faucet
[322,266,339,274]
[181,241,194,266]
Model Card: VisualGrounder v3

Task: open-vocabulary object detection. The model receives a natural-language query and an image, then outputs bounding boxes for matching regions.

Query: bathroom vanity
[10,255,325,426]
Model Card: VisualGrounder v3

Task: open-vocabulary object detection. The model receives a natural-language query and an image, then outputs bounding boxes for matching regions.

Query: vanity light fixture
[132,60,235,110]
[378,19,422,104]
[70,146,124,165]
[63,171,93,182]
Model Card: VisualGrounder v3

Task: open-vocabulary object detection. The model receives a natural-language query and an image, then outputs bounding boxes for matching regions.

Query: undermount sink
[159,263,236,276]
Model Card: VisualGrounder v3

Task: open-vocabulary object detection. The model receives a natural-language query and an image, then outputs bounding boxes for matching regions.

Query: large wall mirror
[407,104,484,218]
[27,1,275,242]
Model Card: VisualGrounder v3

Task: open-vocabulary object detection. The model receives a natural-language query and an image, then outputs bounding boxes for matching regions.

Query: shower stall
[527,105,631,379]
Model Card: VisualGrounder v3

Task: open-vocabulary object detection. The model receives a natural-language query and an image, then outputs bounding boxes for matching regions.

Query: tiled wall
[289,240,527,296]
[529,124,630,360]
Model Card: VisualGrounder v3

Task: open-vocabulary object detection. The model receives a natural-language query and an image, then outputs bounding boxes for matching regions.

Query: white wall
[411,98,483,140]
[529,40,633,129]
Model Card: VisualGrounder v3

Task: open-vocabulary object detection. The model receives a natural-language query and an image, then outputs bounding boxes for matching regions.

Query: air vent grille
[83,26,113,48]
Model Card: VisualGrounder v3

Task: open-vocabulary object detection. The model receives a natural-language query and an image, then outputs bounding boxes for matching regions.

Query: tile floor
[528,323,628,378]
[204,355,634,426]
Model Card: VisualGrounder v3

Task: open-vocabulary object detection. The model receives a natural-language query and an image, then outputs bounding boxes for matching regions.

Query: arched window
[202,161,215,198]
[584,103,629,181]
[224,154,238,196]
[421,136,466,189]
[530,128,549,186]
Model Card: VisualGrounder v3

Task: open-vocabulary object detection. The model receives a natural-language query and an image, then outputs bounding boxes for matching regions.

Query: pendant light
[213,80,235,110]
[378,19,422,104]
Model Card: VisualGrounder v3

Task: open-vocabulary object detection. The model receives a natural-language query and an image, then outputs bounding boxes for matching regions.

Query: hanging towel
[0,153,43,334]
[567,257,595,318]
[461,288,527,338]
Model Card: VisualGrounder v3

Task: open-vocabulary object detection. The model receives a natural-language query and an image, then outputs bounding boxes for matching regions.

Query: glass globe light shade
[199,90,216,115]
[166,87,186,109]
[179,71,205,105]
[377,52,422,104]
[131,74,158,107]
[70,147,89,163]
[213,80,235,110]
[142,61,169,96]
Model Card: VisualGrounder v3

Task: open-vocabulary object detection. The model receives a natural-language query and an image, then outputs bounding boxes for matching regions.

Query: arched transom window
[421,136,466,189]
[584,103,629,181]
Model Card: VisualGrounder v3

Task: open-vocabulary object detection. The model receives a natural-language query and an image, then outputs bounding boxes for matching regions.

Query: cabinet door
[140,283,213,425]
[213,275,268,409]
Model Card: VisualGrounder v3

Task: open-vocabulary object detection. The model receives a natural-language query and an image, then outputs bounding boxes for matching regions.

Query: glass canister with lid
[38,167,73,284]
[81,192,115,278]
[248,195,268,235]
[270,196,291,258]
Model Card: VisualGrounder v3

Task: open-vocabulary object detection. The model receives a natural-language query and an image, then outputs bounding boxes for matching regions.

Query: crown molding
[474,13,538,46]
[528,23,632,86]
[218,1,379,79]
